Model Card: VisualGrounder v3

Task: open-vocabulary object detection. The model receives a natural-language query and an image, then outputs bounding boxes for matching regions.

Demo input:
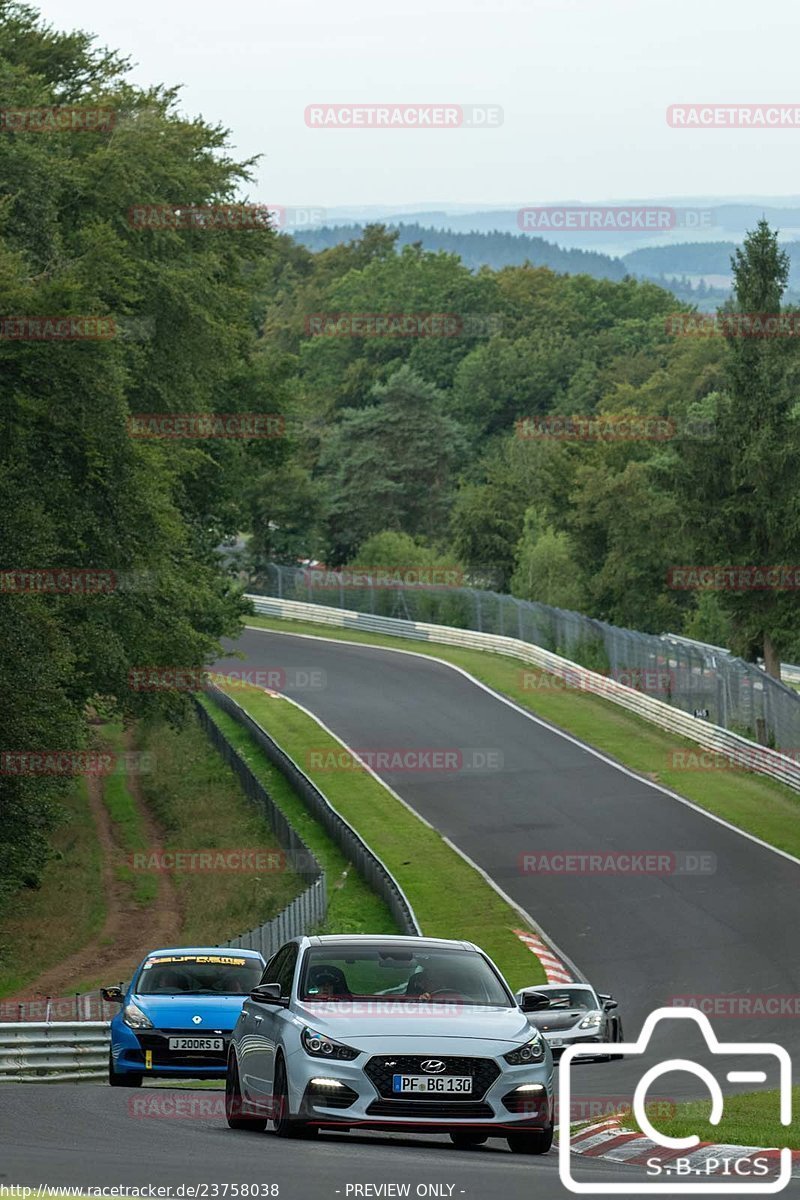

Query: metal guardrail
[0,1022,109,1082]
[782,662,800,687]
[246,595,800,798]
[250,563,800,752]
[204,683,421,935]
[194,698,328,957]
[0,992,119,1023]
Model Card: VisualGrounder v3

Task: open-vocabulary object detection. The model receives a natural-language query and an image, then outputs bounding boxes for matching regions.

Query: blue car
[104,946,265,1087]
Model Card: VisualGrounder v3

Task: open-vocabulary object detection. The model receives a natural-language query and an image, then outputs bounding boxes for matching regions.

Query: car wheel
[108,1050,142,1088]
[449,1131,488,1148]
[272,1056,318,1139]
[507,1124,554,1155]
[226,1052,267,1131]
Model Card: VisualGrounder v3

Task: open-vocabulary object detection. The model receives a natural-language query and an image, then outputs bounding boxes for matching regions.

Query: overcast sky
[39,0,800,211]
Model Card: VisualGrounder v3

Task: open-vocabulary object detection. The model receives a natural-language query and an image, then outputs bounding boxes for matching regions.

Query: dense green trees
[0,1,284,906]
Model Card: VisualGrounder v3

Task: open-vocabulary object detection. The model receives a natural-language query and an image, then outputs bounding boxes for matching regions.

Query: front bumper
[111,1021,231,1077]
[541,1030,606,1059]
[284,1046,554,1132]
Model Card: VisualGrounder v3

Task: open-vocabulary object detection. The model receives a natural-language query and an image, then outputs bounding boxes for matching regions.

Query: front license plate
[168,1037,224,1051]
[392,1074,472,1094]
[548,1038,563,1048]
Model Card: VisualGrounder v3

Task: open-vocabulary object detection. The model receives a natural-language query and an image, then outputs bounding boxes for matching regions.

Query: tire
[272,1056,318,1139]
[507,1124,554,1155]
[449,1131,488,1148]
[108,1050,142,1088]
[226,1052,267,1131]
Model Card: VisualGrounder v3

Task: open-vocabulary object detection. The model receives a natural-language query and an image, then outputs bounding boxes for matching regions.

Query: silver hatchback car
[226,934,554,1153]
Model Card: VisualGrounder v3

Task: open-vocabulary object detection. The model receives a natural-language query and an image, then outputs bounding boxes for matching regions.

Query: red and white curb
[564,1117,800,1178]
[514,928,574,983]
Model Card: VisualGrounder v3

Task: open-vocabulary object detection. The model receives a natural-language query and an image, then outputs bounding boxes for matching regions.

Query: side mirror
[602,998,618,1011]
[101,986,125,1003]
[250,982,284,1004]
[519,991,551,1012]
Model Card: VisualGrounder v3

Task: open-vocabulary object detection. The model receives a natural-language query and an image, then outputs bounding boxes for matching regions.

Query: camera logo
[558,1007,792,1194]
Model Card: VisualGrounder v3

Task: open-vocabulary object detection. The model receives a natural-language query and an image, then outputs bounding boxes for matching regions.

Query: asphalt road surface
[213,628,800,1080]
[2,1083,797,1197]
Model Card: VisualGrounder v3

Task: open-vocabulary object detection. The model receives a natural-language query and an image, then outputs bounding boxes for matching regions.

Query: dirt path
[11,730,182,1000]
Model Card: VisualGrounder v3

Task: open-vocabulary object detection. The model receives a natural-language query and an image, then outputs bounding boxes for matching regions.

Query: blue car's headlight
[301,1027,359,1060]
[503,1033,545,1064]
[123,1001,153,1030]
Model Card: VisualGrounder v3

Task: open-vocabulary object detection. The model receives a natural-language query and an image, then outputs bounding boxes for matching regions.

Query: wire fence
[248,563,800,753]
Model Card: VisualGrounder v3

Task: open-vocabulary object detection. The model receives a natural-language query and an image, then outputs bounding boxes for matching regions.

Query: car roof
[306,934,477,950]
[142,946,264,959]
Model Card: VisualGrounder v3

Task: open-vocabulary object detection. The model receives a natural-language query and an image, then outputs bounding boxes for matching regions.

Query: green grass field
[629,1086,800,1150]
[245,615,800,862]
[204,683,547,990]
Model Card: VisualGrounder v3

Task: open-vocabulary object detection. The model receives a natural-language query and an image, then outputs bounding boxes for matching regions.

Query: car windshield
[136,953,262,995]
[540,988,597,1011]
[298,944,514,1006]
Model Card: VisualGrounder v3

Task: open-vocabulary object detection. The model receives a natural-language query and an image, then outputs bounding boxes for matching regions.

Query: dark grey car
[514,982,622,1060]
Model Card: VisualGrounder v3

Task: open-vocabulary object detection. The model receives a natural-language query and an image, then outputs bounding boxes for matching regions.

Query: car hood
[132,993,247,1029]
[527,1010,589,1032]
[295,1001,534,1044]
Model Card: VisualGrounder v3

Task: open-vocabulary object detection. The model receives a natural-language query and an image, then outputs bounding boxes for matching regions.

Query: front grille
[366,1099,494,1119]
[363,1055,500,1101]
[135,1029,229,1067]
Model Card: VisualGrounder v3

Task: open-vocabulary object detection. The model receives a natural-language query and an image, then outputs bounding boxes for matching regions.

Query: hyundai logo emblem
[420,1059,446,1073]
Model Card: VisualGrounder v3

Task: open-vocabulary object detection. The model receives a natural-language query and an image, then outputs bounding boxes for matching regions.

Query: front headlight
[301,1026,359,1060]
[503,1033,545,1064]
[579,1011,602,1029]
[123,1001,153,1030]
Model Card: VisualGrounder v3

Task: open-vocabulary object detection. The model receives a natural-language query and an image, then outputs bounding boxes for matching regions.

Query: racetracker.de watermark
[666,994,800,1017]
[128,848,287,873]
[666,312,800,338]
[520,668,708,695]
[668,103,800,127]
[0,750,153,776]
[0,569,117,594]
[667,565,800,590]
[127,414,285,439]
[519,851,717,875]
[304,104,503,128]
[306,748,504,773]
[128,204,278,231]
[668,748,800,771]
[305,313,502,338]
[300,566,463,589]
[0,107,115,132]
[0,316,115,340]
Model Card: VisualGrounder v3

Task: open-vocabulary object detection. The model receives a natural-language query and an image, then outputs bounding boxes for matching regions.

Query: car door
[258,942,299,1106]
[240,945,291,1107]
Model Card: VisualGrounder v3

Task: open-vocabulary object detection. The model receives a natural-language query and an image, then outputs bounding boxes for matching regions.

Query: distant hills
[291,222,800,310]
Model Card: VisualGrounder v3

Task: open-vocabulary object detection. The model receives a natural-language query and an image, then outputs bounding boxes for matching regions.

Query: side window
[261,946,289,987]
[276,944,298,999]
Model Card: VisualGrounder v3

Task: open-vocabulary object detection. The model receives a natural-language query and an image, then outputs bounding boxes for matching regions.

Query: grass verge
[100,722,157,906]
[205,682,546,990]
[0,777,105,999]
[629,1087,800,1150]
[245,615,800,861]
[136,709,306,944]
